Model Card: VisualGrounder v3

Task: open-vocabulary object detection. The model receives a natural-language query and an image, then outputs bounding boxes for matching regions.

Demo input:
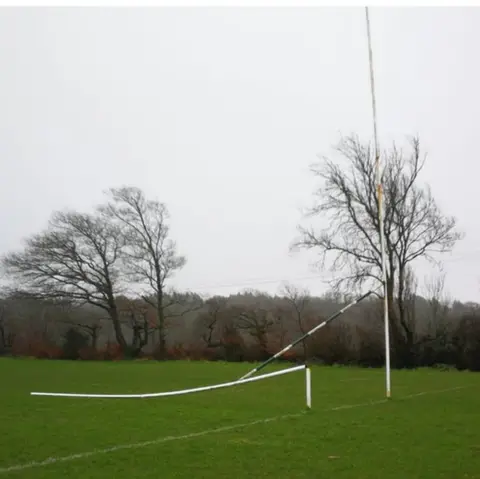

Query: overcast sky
[0,6,479,302]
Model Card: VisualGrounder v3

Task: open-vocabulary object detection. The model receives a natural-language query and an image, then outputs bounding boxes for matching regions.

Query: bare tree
[424,271,450,333]
[1,211,129,351]
[421,270,452,352]
[194,298,246,361]
[280,283,311,359]
[198,296,229,348]
[237,305,274,357]
[293,135,462,366]
[161,291,203,327]
[72,321,102,350]
[117,296,154,356]
[403,266,418,343]
[58,314,103,350]
[99,186,186,357]
[269,304,291,351]
[0,300,15,354]
[41,299,104,350]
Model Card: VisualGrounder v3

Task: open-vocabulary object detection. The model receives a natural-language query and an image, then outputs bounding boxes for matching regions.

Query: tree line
[1,186,190,358]
[1,285,479,370]
[1,135,476,370]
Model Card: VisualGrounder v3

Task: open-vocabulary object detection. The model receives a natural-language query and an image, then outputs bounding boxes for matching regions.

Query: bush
[99,342,124,360]
[165,343,189,360]
[11,336,63,359]
[78,346,102,360]
[62,328,89,360]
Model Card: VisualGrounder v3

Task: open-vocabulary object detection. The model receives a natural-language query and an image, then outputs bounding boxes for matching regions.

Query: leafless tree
[280,283,311,359]
[162,291,203,325]
[402,266,418,343]
[117,296,154,356]
[0,300,15,354]
[198,296,229,348]
[58,314,103,350]
[36,298,103,350]
[193,298,246,360]
[237,305,274,357]
[73,321,102,350]
[100,186,186,357]
[423,270,451,343]
[1,211,129,351]
[451,308,480,371]
[293,135,462,366]
[269,304,291,351]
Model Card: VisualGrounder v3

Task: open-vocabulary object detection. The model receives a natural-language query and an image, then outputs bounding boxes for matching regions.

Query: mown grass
[1,358,479,478]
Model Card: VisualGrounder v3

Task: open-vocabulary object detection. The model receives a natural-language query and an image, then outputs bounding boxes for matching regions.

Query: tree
[280,283,311,359]
[160,291,203,329]
[46,300,104,351]
[423,270,451,340]
[237,305,274,358]
[1,211,129,351]
[62,327,89,360]
[452,309,480,371]
[418,270,453,365]
[269,303,291,352]
[0,299,15,354]
[60,317,103,351]
[100,186,186,357]
[402,266,418,346]
[293,135,462,367]
[198,296,229,349]
[194,298,246,361]
[117,296,155,357]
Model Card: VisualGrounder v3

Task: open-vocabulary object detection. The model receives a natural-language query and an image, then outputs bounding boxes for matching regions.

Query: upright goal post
[365,7,392,398]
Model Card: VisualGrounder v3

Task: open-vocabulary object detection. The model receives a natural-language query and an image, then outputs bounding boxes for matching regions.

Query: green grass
[1,358,479,478]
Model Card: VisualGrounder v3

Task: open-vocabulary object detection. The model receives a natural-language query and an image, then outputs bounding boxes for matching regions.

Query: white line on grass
[330,399,388,410]
[402,386,468,399]
[0,385,472,475]
[0,413,303,475]
[339,378,370,382]
[329,385,470,411]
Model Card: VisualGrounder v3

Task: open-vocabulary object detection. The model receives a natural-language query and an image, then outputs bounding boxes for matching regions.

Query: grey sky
[0,7,478,301]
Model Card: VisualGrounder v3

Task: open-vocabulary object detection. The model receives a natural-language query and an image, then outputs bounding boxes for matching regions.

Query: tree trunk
[156,289,166,359]
[386,275,402,367]
[0,324,6,354]
[257,329,269,359]
[92,327,98,350]
[129,314,149,358]
[301,339,308,361]
[395,266,417,368]
[109,305,127,352]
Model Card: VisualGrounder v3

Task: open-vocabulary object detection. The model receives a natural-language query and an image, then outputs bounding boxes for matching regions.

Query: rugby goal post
[31,364,313,409]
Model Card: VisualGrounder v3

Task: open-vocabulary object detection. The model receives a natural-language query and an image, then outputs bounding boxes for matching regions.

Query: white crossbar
[30,364,306,399]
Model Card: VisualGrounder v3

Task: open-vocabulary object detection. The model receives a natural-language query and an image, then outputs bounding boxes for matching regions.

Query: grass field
[1,358,479,478]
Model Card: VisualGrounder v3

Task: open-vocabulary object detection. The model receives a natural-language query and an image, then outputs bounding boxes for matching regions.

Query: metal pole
[305,367,312,409]
[365,6,391,398]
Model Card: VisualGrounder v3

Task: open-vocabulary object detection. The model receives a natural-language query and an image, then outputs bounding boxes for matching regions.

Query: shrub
[62,328,89,360]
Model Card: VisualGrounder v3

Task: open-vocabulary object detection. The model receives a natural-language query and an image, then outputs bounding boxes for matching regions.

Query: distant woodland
[2,136,478,370]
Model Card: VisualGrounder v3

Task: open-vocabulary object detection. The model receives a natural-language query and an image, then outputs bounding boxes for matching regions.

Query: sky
[0,6,479,302]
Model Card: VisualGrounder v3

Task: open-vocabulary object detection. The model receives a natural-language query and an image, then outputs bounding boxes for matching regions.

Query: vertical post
[305,367,312,409]
[365,6,391,398]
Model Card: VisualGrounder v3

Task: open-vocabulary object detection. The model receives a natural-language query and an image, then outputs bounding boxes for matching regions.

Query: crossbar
[31,364,307,400]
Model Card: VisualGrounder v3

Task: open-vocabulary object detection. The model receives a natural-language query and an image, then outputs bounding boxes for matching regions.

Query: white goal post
[31,364,313,409]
